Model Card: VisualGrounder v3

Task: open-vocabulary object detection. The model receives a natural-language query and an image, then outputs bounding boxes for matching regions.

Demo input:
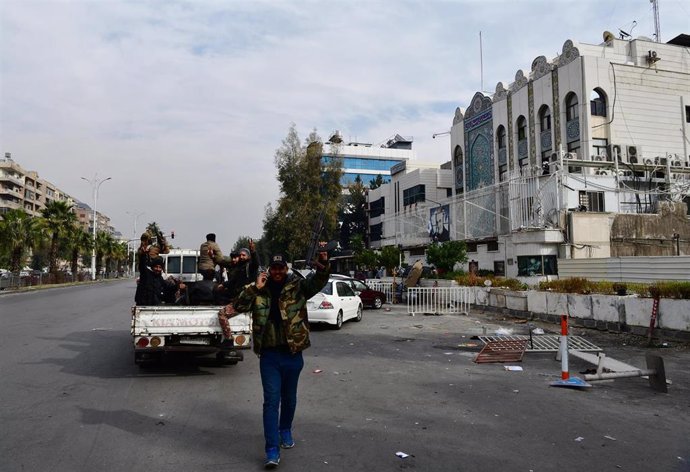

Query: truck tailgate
[132,306,251,336]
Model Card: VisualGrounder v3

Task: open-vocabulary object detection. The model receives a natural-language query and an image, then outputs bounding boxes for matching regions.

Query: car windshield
[320,282,333,295]
[353,280,367,291]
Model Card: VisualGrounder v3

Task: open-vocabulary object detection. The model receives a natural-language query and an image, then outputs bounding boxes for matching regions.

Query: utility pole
[651,0,661,42]
[81,175,112,280]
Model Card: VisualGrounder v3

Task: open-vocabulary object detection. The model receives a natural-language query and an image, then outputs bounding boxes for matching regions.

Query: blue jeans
[259,349,304,451]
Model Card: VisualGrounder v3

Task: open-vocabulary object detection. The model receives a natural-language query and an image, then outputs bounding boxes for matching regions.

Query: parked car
[331,275,386,309]
[307,278,363,329]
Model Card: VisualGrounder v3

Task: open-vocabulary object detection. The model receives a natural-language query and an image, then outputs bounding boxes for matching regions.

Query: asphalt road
[1,280,689,472]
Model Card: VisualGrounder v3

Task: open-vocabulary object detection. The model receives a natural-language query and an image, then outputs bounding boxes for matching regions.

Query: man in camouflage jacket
[222,251,330,468]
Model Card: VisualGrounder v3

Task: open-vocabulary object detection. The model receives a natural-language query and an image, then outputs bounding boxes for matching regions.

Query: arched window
[454,145,464,192]
[539,105,551,132]
[516,116,528,169]
[453,145,463,166]
[517,116,527,140]
[496,125,507,182]
[590,88,607,117]
[496,125,506,149]
[565,92,579,121]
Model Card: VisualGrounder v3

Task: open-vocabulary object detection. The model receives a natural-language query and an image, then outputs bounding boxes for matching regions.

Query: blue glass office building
[322,132,413,187]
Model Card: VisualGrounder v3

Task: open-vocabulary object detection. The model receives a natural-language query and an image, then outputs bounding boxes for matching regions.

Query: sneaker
[264,447,280,469]
[279,429,295,449]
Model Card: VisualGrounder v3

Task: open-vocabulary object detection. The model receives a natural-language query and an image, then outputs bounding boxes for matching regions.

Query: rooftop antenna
[618,20,637,40]
[479,31,484,93]
[651,0,660,42]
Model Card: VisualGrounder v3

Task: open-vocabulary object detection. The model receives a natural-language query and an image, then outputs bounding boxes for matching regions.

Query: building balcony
[0,199,21,211]
[0,174,24,186]
[0,187,21,197]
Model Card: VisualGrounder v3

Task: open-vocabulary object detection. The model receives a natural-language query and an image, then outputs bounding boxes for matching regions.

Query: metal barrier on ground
[407,286,471,316]
[365,280,394,304]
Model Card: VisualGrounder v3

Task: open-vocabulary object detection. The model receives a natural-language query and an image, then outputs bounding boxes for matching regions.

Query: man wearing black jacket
[135,256,179,305]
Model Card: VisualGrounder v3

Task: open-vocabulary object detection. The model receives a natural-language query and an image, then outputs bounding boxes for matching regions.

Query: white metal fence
[365,280,394,304]
[406,286,471,316]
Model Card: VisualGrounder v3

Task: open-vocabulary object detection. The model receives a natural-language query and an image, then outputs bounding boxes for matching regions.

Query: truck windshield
[166,256,181,274]
[182,256,197,274]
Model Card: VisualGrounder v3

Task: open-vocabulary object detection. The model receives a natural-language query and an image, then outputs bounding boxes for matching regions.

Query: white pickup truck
[131,306,252,365]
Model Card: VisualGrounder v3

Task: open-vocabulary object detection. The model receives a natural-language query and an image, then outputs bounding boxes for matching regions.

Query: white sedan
[307,279,363,329]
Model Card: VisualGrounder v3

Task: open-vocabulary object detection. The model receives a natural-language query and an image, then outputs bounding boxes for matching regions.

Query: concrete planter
[544,292,568,316]
[505,290,528,311]
[656,299,690,331]
[589,295,623,323]
[472,287,690,336]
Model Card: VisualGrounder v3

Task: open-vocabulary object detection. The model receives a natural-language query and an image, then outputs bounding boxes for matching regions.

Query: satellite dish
[603,31,614,42]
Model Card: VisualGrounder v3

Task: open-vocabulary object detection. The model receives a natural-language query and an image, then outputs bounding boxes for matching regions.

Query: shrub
[646,281,690,299]
[539,277,594,294]
[455,274,527,290]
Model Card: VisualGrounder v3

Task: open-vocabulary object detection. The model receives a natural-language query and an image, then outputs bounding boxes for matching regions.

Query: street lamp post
[127,211,145,275]
[81,175,112,281]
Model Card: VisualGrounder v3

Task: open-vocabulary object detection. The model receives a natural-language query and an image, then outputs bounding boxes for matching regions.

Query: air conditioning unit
[550,151,561,162]
[626,145,639,164]
[595,170,610,175]
[671,160,683,167]
[592,154,605,162]
[566,152,579,160]
[643,158,655,166]
[618,170,633,177]
[657,156,668,166]
[609,144,624,162]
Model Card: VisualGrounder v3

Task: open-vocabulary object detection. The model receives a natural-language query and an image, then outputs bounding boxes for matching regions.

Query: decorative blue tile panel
[467,131,494,191]
[540,131,552,151]
[518,139,528,158]
[464,92,495,192]
[566,119,580,143]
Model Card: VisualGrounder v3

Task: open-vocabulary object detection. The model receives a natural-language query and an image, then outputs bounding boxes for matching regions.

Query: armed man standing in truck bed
[220,248,330,469]
[198,233,231,278]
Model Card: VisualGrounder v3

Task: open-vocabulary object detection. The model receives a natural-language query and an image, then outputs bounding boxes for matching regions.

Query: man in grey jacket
[198,233,230,274]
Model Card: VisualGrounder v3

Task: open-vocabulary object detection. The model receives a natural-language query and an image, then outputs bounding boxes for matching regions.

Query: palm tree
[95,230,115,278]
[40,200,77,276]
[0,209,41,273]
[66,225,93,277]
[111,241,129,275]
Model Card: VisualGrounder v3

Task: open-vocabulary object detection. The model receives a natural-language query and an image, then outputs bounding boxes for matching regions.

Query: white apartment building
[1,153,116,235]
[448,33,690,280]
[0,153,74,217]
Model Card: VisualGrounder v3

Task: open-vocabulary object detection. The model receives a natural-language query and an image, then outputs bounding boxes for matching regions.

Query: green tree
[0,209,40,273]
[369,174,384,189]
[233,236,254,252]
[426,240,468,273]
[40,200,77,276]
[111,241,129,274]
[259,203,283,261]
[378,245,400,275]
[265,125,342,261]
[95,230,114,278]
[350,234,377,271]
[66,225,93,276]
[338,175,368,250]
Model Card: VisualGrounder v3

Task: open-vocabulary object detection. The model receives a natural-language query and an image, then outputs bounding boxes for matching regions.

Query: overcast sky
[1,0,688,249]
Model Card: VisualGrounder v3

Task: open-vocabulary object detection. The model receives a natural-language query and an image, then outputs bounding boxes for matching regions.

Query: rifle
[305,208,338,270]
